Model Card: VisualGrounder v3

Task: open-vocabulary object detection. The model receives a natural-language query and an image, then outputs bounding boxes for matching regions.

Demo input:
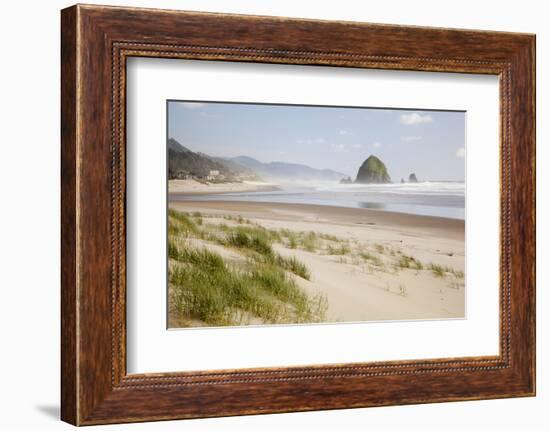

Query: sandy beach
[168,199,465,327]
[169,179,280,195]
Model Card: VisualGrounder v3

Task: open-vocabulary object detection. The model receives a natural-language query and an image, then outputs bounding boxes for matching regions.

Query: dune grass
[427,263,464,279]
[170,249,279,325]
[221,226,311,280]
[358,250,384,267]
[396,254,424,271]
[374,243,386,254]
[168,209,199,235]
[301,231,319,252]
[168,209,324,326]
[326,244,351,255]
[191,211,203,225]
[221,214,257,225]
[319,233,340,242]
[203,219,346,256]
[169,241,324,326]
[428,263,445,277]
[225,228,274,256]
[278,229,321,252]
[454,270,465,279]
[275,255,311,280]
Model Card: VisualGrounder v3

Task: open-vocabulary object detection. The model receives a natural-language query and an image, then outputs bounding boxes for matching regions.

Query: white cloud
[296,137,325,145]
[351,143,362,149]
[339,129,353,136]
[401,136,422,142]
[373,142,382,148]
[456,147,465,158]
[180,102,206,110]
[400,113,433,125]
[331,143,349,153]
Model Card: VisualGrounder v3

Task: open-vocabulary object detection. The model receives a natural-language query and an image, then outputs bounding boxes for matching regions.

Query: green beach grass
[168,210,325,327]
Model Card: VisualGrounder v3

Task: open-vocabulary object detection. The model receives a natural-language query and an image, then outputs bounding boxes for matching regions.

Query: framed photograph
[61,4,535,425]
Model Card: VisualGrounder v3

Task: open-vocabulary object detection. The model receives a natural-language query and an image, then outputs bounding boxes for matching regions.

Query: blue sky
[168,101,465,181]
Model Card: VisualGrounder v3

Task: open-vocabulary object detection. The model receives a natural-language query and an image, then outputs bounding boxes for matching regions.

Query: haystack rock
[408,173,418,183]
[355,155,391,184]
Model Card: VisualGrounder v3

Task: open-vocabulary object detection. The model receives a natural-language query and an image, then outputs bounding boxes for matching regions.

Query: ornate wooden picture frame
[61,4,535,425]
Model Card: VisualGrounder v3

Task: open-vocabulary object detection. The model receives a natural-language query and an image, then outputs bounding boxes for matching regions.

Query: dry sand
[169,200,465,323]
[169,179,279,195]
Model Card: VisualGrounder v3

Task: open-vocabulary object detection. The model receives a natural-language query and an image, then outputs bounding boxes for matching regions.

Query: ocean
[172,181,465,220]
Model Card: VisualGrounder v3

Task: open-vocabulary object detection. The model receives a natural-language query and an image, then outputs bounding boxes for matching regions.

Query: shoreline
[169,200,464,241]
[168,179,281,195]
[168,179,464,223]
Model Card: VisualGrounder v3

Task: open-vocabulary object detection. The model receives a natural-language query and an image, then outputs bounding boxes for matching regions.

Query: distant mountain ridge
[168,138,348,182]
[229,156,347,182]
[168,139,191,154]
[168,138,254,179]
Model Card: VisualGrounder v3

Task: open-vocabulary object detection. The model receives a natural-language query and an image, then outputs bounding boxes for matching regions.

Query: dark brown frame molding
[61,4,536,425]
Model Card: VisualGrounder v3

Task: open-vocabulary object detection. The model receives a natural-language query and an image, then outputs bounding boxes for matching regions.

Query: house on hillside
[169,170,193,180]
[206,170,220,181]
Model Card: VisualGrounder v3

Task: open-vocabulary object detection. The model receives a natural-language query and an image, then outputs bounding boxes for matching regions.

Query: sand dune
[168,200,465,325]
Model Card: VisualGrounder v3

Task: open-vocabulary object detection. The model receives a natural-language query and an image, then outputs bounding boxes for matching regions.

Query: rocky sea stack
[355,155,391,184]
[408,173,418,183]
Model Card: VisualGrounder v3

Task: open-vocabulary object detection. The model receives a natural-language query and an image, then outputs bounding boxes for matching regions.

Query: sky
[168,101,465,181]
